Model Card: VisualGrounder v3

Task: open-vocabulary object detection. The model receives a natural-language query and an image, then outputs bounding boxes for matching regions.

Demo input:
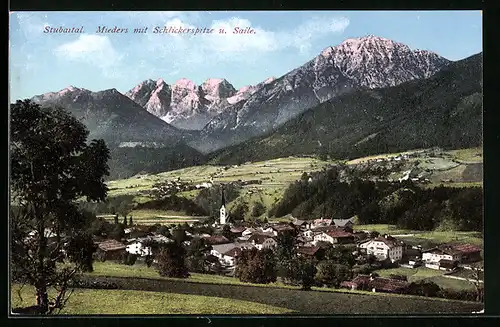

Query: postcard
[9,10,483,316]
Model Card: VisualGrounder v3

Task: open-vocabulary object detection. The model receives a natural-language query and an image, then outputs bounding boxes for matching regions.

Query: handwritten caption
[43,26,257,35]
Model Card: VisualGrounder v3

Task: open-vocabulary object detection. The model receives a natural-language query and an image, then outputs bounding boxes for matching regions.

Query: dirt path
[78,276,482,314]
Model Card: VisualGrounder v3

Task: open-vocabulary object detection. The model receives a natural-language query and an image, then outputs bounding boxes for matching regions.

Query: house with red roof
[340,275,410,294]
[202,235,231,245]
[297,246,325,260]
[450,243,482,263]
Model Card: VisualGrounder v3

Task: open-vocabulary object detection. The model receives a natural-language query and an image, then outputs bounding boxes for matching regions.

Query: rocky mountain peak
[201,78,236,99]
[174,78,197,91]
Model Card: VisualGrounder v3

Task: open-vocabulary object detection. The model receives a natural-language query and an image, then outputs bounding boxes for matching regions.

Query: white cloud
[283,16,350,54]
[53,34,124,78]
[141,15,350,65]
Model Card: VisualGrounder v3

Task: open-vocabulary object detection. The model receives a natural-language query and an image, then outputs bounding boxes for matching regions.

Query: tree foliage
[315,261,352,288]
[10,100,110,314]
[156,243,189,278]
[270,165,482,232]
[235,248,277,284]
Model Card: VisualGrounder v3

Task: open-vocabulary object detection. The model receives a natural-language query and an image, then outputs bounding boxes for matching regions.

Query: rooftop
[96,239,127,252]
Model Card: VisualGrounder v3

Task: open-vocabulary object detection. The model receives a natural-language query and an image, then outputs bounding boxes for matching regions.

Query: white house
[259,227,275,235]
[242,228,256,237]
[248,234,277,250]
[422,247,462,265]
[126,235,173,257]
[211,243,254,267]
[126,240,152,257]
[358,236,404,262]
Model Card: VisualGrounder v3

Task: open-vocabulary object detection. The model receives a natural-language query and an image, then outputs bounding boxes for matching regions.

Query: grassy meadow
[354,224,483,248]
[10,284,294,315]
[374,267,477,291]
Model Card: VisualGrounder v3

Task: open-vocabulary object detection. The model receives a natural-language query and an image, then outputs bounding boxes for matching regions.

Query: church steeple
[219,185,227,225]
[221,185,226,207]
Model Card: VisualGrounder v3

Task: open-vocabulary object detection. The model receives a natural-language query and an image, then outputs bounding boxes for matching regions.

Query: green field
[89,262,297,289]
[90,261,477,294]
[374,267,476,291]
[105,156,335,220]
[11,261,482,315]
[10,284,294,315]
[354,224,483,248]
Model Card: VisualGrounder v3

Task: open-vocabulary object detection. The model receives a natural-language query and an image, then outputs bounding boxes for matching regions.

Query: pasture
[10,284,293,315]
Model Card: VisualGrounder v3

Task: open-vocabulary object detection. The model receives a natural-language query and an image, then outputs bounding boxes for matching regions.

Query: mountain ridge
[208,52,482,164]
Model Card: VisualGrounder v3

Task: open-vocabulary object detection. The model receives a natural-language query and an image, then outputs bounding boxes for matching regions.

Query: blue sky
[10,11,482,100]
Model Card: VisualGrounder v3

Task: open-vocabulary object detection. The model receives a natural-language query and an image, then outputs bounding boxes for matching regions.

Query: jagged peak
[156,78,166,86]
[57,85,83,95]
[263,76,276,84]
[174,78,197,90]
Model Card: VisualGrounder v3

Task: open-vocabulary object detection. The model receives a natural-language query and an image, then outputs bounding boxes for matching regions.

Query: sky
[9,11,482,101]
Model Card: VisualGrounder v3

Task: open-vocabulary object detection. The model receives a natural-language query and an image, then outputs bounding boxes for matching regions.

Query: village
[87,189,483,298]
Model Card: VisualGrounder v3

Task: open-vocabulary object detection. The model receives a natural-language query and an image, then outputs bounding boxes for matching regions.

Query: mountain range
[208,53,483,164]
[27,35,482,178]
[31,86,205,179]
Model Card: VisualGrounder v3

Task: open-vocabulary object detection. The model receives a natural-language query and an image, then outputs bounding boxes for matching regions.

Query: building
[358,236,404,262]
[314,230,355,245]
[210,243,254,267]
[95,239,127,261]
[270,224,296,235]
[230,226,246,237]
[340,275,410,294]
[449,243,482,263]
[248,234,277,250]
[219,186,228,225]
[422,247,462,265]
[202,235,231,245]
[297,246,325,260]
[125,235,173,257]
[332,217,355,230]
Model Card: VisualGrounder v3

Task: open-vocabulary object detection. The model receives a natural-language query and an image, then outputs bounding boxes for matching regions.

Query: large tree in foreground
[10,100,110,314]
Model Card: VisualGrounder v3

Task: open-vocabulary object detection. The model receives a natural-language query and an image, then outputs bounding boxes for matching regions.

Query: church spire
[221,185,226,207]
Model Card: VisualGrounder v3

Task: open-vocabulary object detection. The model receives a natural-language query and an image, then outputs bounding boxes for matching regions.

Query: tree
[231,202,249,221]
[156,243,189,278]
[10,100,110,314]
[468,262,484,302]
[294,257,317,290]
[315,261,351,288]
[186,237,213,273]
[324,245,355,268]
[221,224,234,241]
[274,231,297,281]
[171,228,188,244]
[407,280,440,297]
[251,202,266,218]
[157,226,171,237]
[110,224,125,241]
[235,248,277,284]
